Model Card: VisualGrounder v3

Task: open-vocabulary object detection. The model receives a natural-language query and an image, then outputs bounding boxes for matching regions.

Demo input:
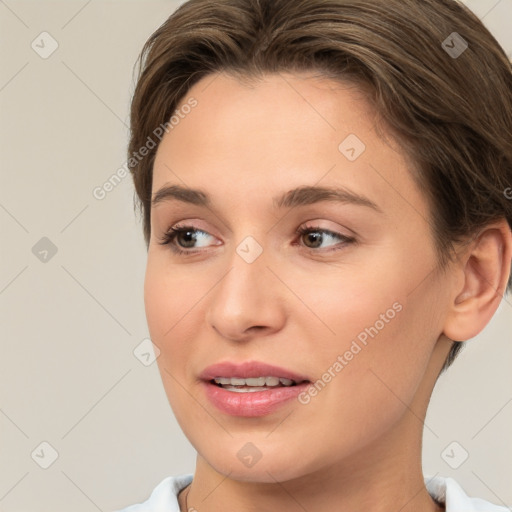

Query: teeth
[221,386,269,393]
[265,376,280,386]
[214,377,231,385]
[246,377,266,386]
[213,376,296,387]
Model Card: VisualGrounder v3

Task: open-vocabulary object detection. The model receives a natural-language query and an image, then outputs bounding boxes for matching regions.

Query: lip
[199,361,312,417]
[199,360,310,383]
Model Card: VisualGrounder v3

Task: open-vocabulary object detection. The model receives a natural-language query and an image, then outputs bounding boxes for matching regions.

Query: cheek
[292,262,404,351]
[143,257,195,379]
[144,255,199,341]
[292,287,432,453]
[144,258,202,422]
[294,257,439,406]
[144,261,172,341]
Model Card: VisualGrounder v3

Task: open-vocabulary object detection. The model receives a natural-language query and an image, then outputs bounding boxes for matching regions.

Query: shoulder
[113,473,193,512]
[425,475,510,512]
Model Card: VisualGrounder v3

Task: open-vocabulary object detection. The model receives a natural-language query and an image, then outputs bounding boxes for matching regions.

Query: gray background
[0,1,511,510]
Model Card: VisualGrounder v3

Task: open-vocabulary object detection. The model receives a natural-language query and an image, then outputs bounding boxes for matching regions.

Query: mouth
[210,376,307,392]
[199,361,312,416]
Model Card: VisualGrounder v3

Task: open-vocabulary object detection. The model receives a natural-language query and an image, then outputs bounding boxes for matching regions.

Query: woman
[116,0,512,510]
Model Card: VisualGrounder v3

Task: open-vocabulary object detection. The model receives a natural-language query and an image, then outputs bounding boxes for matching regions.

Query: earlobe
[443,220,512,342]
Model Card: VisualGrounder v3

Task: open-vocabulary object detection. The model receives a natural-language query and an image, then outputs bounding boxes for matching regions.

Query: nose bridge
[222,230,271,287]
[205,233,285,339]
[216,234,271,311]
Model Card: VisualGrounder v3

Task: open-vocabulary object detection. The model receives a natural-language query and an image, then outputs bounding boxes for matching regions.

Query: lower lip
[202,380,311,417]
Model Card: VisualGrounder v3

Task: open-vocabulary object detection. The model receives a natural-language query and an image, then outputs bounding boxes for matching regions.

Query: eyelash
[157,224,356,256]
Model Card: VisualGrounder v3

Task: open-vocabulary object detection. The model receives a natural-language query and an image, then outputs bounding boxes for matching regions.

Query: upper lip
[199,361,311,383]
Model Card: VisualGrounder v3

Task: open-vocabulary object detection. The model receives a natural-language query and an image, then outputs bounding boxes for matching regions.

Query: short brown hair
[128,0,512,370]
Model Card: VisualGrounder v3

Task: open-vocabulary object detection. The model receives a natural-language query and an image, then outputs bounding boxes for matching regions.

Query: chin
[196,439,320,484]
[207,457,305,484]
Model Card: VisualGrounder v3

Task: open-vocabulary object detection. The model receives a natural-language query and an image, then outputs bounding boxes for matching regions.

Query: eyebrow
[151,184,382,212]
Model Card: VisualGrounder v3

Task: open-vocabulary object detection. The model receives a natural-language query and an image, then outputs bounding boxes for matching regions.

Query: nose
[204,242,287,342]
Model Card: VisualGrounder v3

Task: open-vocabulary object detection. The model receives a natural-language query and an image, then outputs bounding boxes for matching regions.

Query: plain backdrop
[0,1,511,511]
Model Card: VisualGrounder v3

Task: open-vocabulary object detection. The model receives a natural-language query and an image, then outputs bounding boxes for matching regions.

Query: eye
[295,225,355,252]
[158,224,218,255]
[158,223,356,256]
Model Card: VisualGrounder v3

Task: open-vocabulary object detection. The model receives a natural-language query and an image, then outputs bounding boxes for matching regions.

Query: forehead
[165,71,377,155]
[151,71,427,222]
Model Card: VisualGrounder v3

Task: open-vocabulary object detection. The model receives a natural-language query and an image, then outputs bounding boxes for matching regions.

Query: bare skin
[144,71,512,512]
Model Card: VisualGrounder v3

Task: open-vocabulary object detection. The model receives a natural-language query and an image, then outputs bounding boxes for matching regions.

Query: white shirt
[114,474,511,511]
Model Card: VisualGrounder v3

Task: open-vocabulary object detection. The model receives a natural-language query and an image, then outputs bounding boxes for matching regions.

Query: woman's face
[145,72,453,482]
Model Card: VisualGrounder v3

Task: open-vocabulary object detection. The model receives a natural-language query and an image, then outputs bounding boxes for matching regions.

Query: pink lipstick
[199,361,311,417]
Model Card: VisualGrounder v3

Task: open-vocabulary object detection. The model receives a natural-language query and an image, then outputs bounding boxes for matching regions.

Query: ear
[443,219,512,342]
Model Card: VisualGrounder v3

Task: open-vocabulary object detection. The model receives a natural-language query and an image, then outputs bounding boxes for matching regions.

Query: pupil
[306,232,322,248]
[180,231,196,248]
